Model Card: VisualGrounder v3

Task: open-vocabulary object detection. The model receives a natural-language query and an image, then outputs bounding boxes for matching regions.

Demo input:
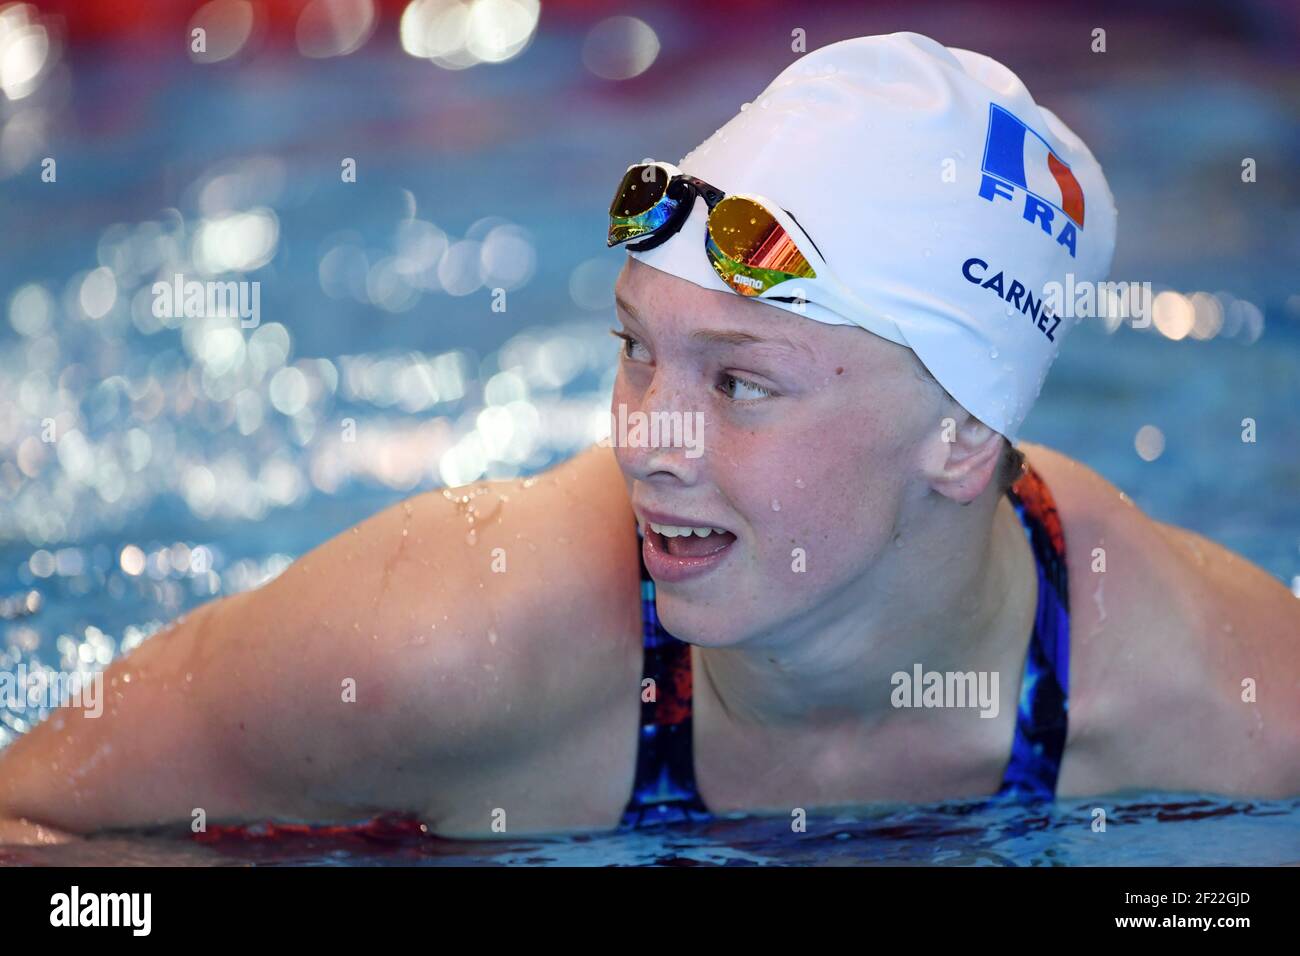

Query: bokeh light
[582,16,660,80]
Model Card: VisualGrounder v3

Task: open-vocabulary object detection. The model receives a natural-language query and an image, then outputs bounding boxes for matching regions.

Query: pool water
[3,794,1298,867]
[2,8,1298,865]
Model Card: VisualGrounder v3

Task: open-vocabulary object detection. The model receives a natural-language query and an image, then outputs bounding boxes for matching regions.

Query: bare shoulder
[1018,442,1300,797]
[223,442,643,821]
[358,441,643,747]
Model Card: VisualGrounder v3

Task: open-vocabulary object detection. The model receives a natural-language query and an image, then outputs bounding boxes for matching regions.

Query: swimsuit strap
[618,536,712,829]
[996,461,1072,800]
[618,461,1072,827]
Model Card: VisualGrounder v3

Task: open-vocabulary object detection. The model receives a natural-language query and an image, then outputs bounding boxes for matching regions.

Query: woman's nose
[612,376,708,480]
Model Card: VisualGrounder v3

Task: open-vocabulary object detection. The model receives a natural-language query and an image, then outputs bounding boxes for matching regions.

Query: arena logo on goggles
[977,104,1084,259]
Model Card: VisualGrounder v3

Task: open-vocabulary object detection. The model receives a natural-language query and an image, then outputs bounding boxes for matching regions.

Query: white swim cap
[627,31,1117,441]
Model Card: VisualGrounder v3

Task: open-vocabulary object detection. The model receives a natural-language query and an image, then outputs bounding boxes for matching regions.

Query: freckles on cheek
[708,424,788,488]
[610,373,636,409]
[704,429,785,535]
[712,427,835,542]
[759,422,894,545]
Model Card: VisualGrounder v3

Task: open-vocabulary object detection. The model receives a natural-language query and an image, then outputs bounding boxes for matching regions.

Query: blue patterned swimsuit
[619,462,1071,829]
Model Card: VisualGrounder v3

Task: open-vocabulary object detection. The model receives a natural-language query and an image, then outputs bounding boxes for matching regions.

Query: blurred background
[1,0,1298,743]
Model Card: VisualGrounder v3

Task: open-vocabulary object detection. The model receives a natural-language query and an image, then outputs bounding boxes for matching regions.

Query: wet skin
[1,260,1297,843]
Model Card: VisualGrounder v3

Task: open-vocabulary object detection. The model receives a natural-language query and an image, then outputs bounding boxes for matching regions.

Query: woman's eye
[719,374,775,402]
[610,329,649,361]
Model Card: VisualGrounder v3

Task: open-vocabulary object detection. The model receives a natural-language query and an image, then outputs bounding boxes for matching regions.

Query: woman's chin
[651,595,755,648]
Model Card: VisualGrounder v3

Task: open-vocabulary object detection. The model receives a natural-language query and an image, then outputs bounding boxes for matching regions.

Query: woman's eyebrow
[690,327,815,359]
[614,293,640,320]
[616,292,815,359]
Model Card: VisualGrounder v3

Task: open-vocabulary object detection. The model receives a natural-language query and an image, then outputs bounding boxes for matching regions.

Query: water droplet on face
[794,477,805,489]
[771,498,782,512]
[488,629,498,645]
[466,529,478,545]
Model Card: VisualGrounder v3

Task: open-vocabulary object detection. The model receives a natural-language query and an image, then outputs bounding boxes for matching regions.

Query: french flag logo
[981,104,1085,228]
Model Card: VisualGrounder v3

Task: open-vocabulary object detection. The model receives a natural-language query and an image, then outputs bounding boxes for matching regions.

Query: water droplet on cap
[771,498,782,512]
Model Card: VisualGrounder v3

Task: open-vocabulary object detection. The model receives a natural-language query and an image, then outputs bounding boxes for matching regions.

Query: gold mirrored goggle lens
[706,196,817,295]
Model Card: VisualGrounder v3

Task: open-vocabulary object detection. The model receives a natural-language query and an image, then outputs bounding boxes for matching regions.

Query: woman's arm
[0,817,77,846]
[0,444,640,837]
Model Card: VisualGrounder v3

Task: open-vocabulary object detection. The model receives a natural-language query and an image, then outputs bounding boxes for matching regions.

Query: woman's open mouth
[640,518,737,583]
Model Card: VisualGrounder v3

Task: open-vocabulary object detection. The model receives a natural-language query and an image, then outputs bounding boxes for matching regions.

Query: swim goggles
[605,160,906,346]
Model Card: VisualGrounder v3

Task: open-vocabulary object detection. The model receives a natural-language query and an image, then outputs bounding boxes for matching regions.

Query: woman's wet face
[611,258,944,645]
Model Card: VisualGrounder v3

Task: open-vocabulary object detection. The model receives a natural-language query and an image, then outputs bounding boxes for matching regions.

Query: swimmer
[1,33,1297,844]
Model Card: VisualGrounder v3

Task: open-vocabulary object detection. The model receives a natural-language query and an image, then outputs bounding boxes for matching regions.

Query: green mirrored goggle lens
[607,164,677,246]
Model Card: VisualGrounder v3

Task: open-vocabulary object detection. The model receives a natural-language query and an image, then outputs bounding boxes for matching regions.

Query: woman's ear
[924,413,1004,504]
